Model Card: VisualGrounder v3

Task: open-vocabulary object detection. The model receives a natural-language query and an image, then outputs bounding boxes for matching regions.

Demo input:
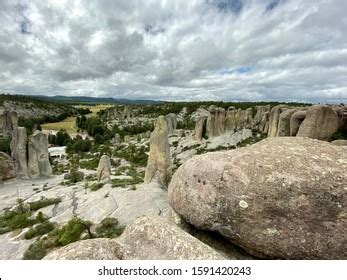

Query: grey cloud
[0,0,346,103]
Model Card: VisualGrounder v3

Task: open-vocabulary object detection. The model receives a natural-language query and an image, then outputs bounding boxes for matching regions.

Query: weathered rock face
[27,131,52,178]
[0,110,18,137]
[267,105,287,137]
[225,108,240,132]
[297,105,339,140]
[44,216,225,260]
[144,116,172,187]
[96,155,112,183]
[290,110,306,136]
[239,108,253,129]
[194,116,208,141]
[165,113,177,135]
[0,152,16,182]
[168,137,346,259]
[259,112,270,134]
[253,105,271,126]
[331,140,347,146]
[206,105,225,137]
[277,109,298,137]
[10,127,29,178]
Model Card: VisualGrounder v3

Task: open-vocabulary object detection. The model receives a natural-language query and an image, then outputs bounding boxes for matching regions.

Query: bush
[29,198,62,212]
[0,136,11,155]
[55,218,92,246]
[86,182,104,192]
[95,218,125,238]
[24,221,56,239]
[114,144,148,167]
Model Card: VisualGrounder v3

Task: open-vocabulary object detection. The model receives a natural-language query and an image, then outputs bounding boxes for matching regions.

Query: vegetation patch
[24,221,56,239]
[29,197,62,212]
[95,217,125,238]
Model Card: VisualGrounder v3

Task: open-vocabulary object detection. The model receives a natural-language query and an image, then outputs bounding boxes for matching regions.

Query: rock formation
[0,152,16,182]
[0,109,18,137]
[206,105,225,137]
[276,109,298,137]
[238,108,253,129]
[96,155,112,183]
[165,113,177,135]
[253,105,271,127]
[267,105,287,137]
[290,110,306,136]
[168,137,346,259]
[331,139,347,146]
[297,105,339,140]
[44,216,224,260]
[27,131,52,178]
[10,127,29,178]
[259,112,270,134]
[225,108,240,132]
[144,116,172,187]
[193,116,207,141]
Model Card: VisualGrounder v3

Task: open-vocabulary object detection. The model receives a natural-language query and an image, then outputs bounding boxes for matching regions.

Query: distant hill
[37,95,164,105]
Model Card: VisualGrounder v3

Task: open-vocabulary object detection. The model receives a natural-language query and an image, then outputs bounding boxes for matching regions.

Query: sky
[0,0,346,103]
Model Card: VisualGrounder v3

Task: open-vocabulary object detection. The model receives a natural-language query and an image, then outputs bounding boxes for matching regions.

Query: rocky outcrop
[259,112,270,134]
[276,109,298,137]
[253,105,271,127]
[267,105,287,137]
[225,108,240,132]
[165,113,177,135]
[44,216,224,260]
[96,155,112,183]
[206,106,225,137]
[194,116,207,141]
[290,110,306,136]
[0,152,16,182]
[10,127,29,178]
[238,108,253,129]
[0,109,18,137]
[297,105,339,140]
[331,140,347,146]
[27,131,52,178]
[144,116,172,187]
[168,137,346,259]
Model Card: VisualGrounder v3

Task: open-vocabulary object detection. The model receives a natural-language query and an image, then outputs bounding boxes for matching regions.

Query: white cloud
[0,0,346,103]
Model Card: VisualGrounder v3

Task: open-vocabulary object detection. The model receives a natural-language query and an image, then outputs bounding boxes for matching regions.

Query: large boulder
[27,131,52,178]
[297,105,339,141]
[259,112,270,134]
[168,137,346,259]
[277,109,298,137]
[238,108,253,129]
[10,127,29,178]
[144,116,172,187]
[253,105,271,126]
[225,108,241,132]
[194,116,207,141]
[44,216,224,260]
[0,152,16,182]
[96,155,111,183]
[290,110,306,136]
[206,105,225,137]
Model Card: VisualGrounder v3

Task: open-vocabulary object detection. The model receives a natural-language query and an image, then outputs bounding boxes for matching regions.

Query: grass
[85,182,104,191]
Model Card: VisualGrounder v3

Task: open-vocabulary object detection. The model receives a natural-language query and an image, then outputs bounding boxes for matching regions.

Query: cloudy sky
[0,0,346,103]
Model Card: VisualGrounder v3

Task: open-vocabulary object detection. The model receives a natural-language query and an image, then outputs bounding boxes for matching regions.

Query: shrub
[29,198,62,212]
[0,136,11,155]
[86,182,104,192]
[95,218,125,238]
[24,221,56,239]
[55,218,92,246]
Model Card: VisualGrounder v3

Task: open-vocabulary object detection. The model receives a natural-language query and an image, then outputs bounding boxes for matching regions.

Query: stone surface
[225,108,240,132]
[253,105,271,126]
[168,137,346,259]
[45,216,225,260]
[144,116,172,187]
[96,155,112,183]
[290,110,306,136]
[206,105,225,137]
[277,109,298,137]
[331,140,347,146]
[194,116,207,141]
[267,105,287,137]
[238,108,253,129]
[0,152,16,182]
[10,127,29,178]
[27,131,52,178]
[259,112,270,134]
[165,113,177,135]
[297,105,339,141]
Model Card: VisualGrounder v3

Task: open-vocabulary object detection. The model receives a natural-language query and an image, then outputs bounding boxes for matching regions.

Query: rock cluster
[44,216,224,260]
[0,109,18,138]
[10,128,52,179]
[165,113,177,135]
[168,137,346,259]
[194,103,346,141]
[144,116,172,187]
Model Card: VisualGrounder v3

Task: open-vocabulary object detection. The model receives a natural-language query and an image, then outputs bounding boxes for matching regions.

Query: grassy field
[41,104,113,134]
